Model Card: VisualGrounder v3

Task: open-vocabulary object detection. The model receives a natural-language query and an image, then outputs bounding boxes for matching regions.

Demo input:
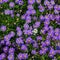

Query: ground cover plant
[0,0,60,60]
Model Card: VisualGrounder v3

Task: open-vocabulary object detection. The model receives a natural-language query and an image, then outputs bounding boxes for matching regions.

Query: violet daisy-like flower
[44,0,50,6]
[28,0,35,4]
[49,48,56,58]
[0,53,6,60]
[9,47,15,54]
[45,40,50,46]
[21,45,28,51]
[7,54,14,60]
[3,0,8,2]
[16,37,24,45]
[23,23,29,30]
[26,37,33,44]
[3,46,8,53]
[36,0,41,4]
[38,4,45,12]
[27,4,34,10]
[17,53,28,60]
[9,2,15,8]
[31,50,36,55]
[4,9,11,15]
[0,25,6,32]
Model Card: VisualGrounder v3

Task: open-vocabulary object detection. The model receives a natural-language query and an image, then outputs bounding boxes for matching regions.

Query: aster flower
[21,44,28,51]
[27,4,34,10]
[16,37,24,45]
[3,46,8,53]
[4,35,11,41]
[31,50,36,55]
[38,4,45,12]
[36,36,42,41]
[9,31,15,37]
[23,29,32,35]
[33,42,38,48]
[26,37,33,44]
[49,49,56,58]
[44,0,50,6]
[0,53,6,60]
[33,21,40,28]
[45,40,50,46]
[17,30,22,37]
[0,25,6,32]
[4,9,11,15]
[23,23,29,30]
[9,47,15,54]
[50,0,55,5]
[31,9,36,15]
[36,0,41,4]
[7,54,14,60]
[3,0,8,2]
[9,2,15,8]
[28,0,35,4]
[17,53,28,60]
[0,40,5,45]
[16,13,20,17]
[39,50,46,55]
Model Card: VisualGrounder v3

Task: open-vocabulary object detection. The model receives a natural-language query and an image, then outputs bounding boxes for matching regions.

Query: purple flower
[4,35,11,41]
[9,31,15,37]
[33,42,38,48]
[36,0,41,4]
[17,30,22,37]
[49,49,56,58]
[28,0,35,4]
[39,50,46,55]
[23,29,32,35]
[33,21,40,28]
[6,41,11,46]
[38,5,45,12]
[17,53,28,60]
[0,40,5,45]
[31,9,36,15]
[0,53,6,60]
[36,36,42,41]
[16,37,24,45]
[9,47,15,54]
[21,45,27,51]
[16,13,20,17]
[3,46,8,53]
[3,0,8,2]
[27,5,34,10]
[26,15,31,20]
[44,0,50,6]
[4,9,11,15]
[7,54,14,60]
[24,23,29,30]
[0,25,6,32]
[54,9,59,14]
[31,50,36,55]
[39,15,44,21]
[45,40,50,46]
[48,4,53,10]
[26,37,33,44]
[19,0,24,5]
[50,0,55,5]
[16,27,22,36]
[41,41,46,47]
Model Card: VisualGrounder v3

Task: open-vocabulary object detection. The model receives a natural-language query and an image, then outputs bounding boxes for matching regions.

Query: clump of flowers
[0,0,60,60]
